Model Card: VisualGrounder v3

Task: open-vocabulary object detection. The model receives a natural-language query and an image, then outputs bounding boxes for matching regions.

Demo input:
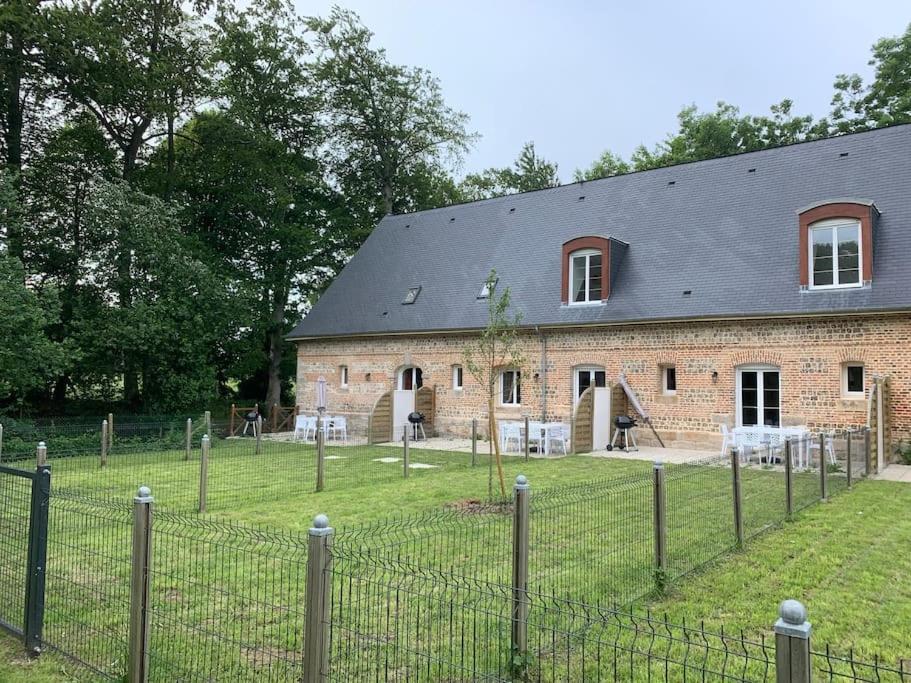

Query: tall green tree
[460,141,559,200]
[309,7,474,228]
[573,150,630,182]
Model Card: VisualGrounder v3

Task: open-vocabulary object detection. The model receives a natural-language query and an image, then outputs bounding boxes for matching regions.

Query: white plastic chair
[809,432,837,467]
[501,422,521,453]
[527,422,545,454]
[328,416,348,443]
[545,424,570,456]
[720,424,734,457]
[294,415,316,442]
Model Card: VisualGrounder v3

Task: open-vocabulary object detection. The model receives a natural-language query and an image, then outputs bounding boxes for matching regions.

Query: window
[402,286,421,304]
[398,366,423,390]
[736,366,780,427]
[500,370,521,405]
[452,365,463,391]
[339,365,348,388]
[569,249,603,304]
[662,366,677,395]
[478,277,497,299]
[843,363,865,398]
[574,367,606,405]
[809,220,861,289]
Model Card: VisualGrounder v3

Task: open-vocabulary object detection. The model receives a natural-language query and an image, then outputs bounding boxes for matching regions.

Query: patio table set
[293,414,348,442]
[500,420,570,456]
[721,424,836,468]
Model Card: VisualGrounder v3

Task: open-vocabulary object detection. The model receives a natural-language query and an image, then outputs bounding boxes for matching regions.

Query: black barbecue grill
[407,412,426,440]
[606,415,639,452]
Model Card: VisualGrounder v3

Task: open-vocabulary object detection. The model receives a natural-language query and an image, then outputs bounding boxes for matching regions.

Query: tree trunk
[382,180,394,215]
[489,393,506,498]
[3,24,24,259]
[264,285,288,413]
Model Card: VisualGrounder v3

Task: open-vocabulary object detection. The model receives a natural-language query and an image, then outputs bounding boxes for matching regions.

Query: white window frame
[397,366,422,391]
[568,248,603,305]
[735,364,781,427]
[499,369,521,406]
[452,365,463,391]
[842,363,865,399]
[339,365,348,388]
[572,366,606,406]
[808,219,863,290]
[661,365,677,395]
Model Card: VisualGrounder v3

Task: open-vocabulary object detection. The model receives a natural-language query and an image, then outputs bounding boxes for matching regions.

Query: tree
[0,254,63,409]
[463,271,524,498]
[460,141,559,200]
[573,150,630,182]
[309,7,474,224]
[830,23,911,133]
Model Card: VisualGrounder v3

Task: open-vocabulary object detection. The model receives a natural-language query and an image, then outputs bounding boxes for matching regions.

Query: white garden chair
[720,424,734,457]
[294,415,316,442]
[328,416,348,443]
[545,424,570,456]
[808,432,837,467]
[501,421,522,453]
[527,421,545,454]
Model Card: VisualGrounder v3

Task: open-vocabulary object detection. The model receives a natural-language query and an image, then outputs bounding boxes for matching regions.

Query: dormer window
[798,200,877,290]
[570,249,602,304]
[809,219,861,289]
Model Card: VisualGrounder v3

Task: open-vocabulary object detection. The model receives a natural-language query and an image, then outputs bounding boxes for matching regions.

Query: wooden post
[653,462,668,582]
[774,599,812,683]
[184,418,192,461]
[107,413,114,450]
[229,404,235,437]
[255,415,263,455]
[864,427,872,477]
[198,436,209,513]
[304,515,333,682]
[731,448,744,547]
[0,423,4,462]
[523,415,530,461]
[845,430,853,489]
[511,475,530,660]
[784,439,793,520]
[129,486,153,683]
[204,410,212,439]
[315,414,325,493]
[271,404,278,433]
[403,425,410,479]
[471,418,478,467]
[101,420,108,468]
[819,433,828,501]
[36,442,47,468]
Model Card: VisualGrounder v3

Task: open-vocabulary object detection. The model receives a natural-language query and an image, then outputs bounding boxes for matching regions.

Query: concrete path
[587,444,721,465]
[873,464,911,482]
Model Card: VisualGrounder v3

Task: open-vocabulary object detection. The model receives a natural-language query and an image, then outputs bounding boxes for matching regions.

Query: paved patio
[873,464,911,482]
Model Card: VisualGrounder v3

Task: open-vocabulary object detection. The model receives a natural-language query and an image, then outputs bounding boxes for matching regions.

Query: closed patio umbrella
[315,376,327,413]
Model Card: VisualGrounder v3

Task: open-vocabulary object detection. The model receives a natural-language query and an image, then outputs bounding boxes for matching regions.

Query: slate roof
[288,124,911,340]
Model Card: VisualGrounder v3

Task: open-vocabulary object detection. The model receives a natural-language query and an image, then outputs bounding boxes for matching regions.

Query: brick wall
[295,313,910,453]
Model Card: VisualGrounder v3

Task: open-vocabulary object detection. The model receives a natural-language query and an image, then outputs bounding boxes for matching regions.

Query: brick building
[289,125,911,452]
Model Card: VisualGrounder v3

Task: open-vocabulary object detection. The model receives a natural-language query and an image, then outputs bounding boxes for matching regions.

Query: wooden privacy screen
[369,391,393,444]
[415,385,436,437]
[572,387,594,454]
[266,405,296,433]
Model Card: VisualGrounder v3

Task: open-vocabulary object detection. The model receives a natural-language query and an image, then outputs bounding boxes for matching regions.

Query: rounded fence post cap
[137,485,152,498]
[202,434,210,440]
[515,474,528,486]
[779,599,807,624]
[313,513,329,529]
[653,460,664,468]
[38,441,46,448]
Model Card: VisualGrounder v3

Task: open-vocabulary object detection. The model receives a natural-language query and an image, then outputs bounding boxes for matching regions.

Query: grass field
[0,439,898,681]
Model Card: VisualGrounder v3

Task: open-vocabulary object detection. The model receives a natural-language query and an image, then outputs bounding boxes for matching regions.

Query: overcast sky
[298,0,911,180]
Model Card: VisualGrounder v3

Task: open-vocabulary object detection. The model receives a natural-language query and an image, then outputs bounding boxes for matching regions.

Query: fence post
[198,435,209,513]
[819,433,827,501]
[304,514,333,682]
[845,430,853,489]
[229,405,235,436]
[864,427,871,477]
[774,599,812,683]
[653,462,668,586]
[204,411,212,438]
[36,441,47,468]
[403,425,410,479]
[511,474,530,663]
[784,439,793,520]
[0,423,4,462]
[184,418,192,461]
[107,413,114,450]
[315,423,325,493]
[730,448,744,547]
[101,420,108,468]
[129,486,153,683]
[255,415,263,455]
[24,463,51,655]
[523,416,530,461]
[471,418,478,467]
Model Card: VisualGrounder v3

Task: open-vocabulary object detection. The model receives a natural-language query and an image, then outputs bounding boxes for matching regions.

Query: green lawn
[1,440,903,681]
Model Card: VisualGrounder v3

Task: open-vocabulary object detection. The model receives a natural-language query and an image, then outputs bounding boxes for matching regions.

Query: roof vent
[449,217,455,223]
[509,207,516,213]
[747,168,756,173]
[667,180,676,186]
[578,195,585,202]
[839,152,849,158]
[402,286,421,305]
[405,223,411,228]
[682,290,692,296]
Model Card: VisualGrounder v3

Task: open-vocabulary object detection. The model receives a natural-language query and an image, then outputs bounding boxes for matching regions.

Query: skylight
[478,277,498,299]
[403,286,421,304]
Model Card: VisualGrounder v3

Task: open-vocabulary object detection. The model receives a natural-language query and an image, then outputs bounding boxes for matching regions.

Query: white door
[736,366,781,427]
[392,390,415,439]
[592,387,612,450]
[574,367,606,406]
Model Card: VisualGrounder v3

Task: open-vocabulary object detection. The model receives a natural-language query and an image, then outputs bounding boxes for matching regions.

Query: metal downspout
[535,326,547,421]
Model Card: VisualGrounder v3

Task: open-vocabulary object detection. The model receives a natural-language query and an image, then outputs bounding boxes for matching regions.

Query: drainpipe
[535,326,547,421]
